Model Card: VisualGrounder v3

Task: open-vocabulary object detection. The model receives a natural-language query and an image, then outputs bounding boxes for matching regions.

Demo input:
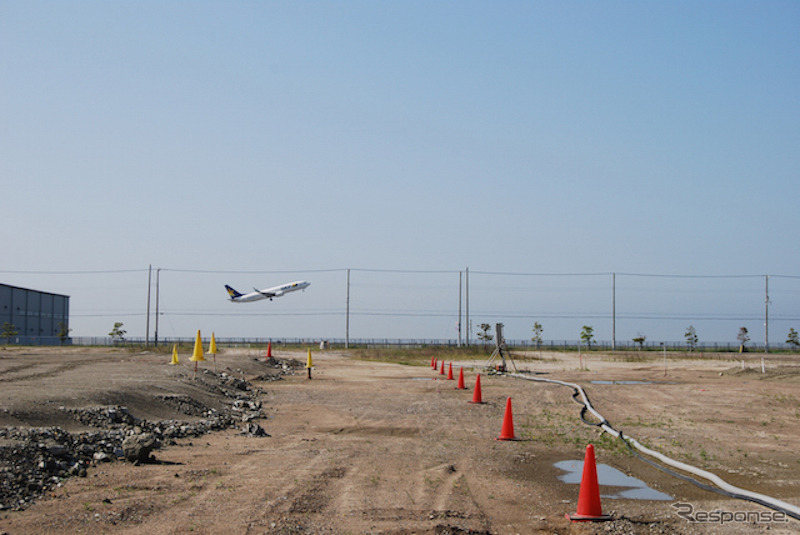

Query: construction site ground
[0,345,798,535]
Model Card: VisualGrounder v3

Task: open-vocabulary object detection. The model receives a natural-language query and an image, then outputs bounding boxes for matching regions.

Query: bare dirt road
[0,346,798,534]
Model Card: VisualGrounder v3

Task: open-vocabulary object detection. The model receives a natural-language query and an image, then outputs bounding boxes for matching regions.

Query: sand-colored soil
[0,346,798,534]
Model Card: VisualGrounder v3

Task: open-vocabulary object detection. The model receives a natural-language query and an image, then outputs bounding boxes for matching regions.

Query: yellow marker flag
[208,332,218,355]
[190,330,205,362]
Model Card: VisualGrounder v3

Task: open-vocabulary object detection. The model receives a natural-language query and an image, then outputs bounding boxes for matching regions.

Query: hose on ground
[507,372,800,521]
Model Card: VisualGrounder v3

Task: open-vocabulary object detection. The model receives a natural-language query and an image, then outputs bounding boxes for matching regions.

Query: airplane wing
[255,288,280,298]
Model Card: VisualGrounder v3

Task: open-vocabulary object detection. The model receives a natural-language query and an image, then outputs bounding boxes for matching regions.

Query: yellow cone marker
[208,332,218,372]
[306,348,313,379]
[170,344,179,365]
[190,330,205,378]
[190,330,205,362]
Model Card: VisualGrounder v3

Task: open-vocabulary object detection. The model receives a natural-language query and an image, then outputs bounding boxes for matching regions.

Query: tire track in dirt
[236,389,496,534]
[0,363,40,377]
[287,466,349,514]
[272,363,501,533]
[227,402,358,533]
[420,463,464,511]
[418,463,493,533]
[244,454,355,533]
[0,359,95,383]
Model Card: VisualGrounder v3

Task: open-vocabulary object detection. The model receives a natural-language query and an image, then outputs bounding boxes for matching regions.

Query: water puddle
[554,460,672,501]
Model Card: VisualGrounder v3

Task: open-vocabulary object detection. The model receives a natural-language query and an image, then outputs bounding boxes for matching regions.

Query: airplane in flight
[225,280,310,303]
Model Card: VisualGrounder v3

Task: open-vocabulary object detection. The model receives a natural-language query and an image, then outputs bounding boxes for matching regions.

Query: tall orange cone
[431,356,436,368]
[456,367,466,390]
[495,397,518,440]
[266,341,273,361]
[447,362,454,380]
[468,374,484,404]
[439,360,445,375]
[566,444,612,522]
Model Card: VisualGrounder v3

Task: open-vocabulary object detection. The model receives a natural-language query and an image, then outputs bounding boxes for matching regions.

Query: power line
[470,271,780,279]
[160,267,458,274]
[159,268,346,274]
[471,270,611,277]
[72,313,146,317]
[349,268,460,274]
[74,309,800,322]
[615,272,765,279]
[0,269,146,274]
[164,312,342,317]
[4,267,799,278]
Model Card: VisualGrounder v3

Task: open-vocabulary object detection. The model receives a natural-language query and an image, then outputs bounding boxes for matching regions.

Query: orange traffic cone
[496,397,517,441]
[456,367,466,390]
[447,362,454,380]
[439,360,445,375]
[266,341,273,360]
[431,356,436,369]
[566,444,612,522]
[468,374,484,404]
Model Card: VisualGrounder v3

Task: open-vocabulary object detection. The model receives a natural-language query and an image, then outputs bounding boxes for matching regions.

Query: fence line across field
[65,336,796,353]
[144,268,798,351]
[3,267,799,349]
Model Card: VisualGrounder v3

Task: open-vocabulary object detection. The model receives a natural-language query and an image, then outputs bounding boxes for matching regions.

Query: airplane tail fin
[225,285,242,299]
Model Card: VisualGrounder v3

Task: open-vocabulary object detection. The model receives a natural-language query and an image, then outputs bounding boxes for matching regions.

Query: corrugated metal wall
[0,283,70,343]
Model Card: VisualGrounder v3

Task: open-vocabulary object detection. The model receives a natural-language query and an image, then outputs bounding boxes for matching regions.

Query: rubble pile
[253,357,304,382]
[0,362,296,512]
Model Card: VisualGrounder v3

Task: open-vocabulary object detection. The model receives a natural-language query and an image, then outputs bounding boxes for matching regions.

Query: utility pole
[146,265,152,347]
[465,267,470,347]
[612,272,616,351]
[765,274,769,353]
[345,269,350,349]
[458,271,462,347]
[154,268,161,347]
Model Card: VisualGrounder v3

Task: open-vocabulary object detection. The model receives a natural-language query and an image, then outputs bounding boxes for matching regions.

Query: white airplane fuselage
[226,280,310,303]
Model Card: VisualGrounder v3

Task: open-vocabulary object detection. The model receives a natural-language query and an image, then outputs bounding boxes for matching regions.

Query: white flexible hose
[508,372,800,519]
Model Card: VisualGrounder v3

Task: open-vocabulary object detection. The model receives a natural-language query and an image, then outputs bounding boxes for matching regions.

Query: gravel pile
[0,363,294,511]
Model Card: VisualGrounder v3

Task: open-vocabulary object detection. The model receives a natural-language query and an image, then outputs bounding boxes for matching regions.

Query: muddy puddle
[554,460,672,501]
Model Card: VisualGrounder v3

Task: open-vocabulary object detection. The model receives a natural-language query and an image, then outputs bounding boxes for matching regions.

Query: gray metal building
[0,283,70,344]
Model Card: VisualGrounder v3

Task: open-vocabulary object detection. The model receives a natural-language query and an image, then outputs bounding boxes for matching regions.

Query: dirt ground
[0,346,798,535]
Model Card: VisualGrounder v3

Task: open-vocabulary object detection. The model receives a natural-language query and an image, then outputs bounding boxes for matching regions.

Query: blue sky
[2,1,799,344]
